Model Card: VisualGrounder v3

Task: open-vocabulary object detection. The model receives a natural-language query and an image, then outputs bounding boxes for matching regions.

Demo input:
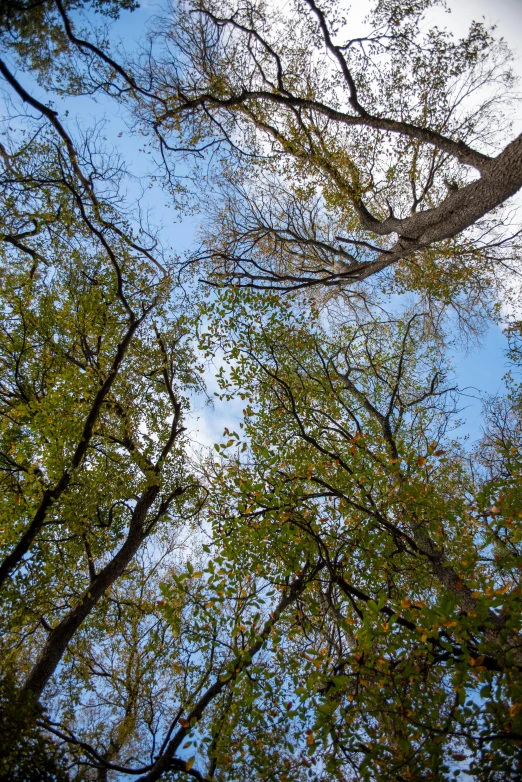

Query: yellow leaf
[186,757,195,771]
[306,733,315,746]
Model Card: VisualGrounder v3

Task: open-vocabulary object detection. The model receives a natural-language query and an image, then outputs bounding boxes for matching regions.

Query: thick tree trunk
[354,133,522,280]
[411,132,522,243]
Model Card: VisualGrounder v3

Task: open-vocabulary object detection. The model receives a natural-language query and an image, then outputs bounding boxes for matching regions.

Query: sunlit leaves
[195,286,522,778]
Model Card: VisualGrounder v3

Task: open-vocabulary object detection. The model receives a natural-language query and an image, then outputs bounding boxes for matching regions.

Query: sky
[2,6,518,773]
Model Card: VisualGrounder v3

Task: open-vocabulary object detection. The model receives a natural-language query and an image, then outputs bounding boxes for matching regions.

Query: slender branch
[0,57,97,201]
[0,314,145,588]
[136,564,324,782]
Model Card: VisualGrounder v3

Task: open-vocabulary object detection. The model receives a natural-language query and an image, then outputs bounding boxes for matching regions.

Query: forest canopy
[0,0,522,780]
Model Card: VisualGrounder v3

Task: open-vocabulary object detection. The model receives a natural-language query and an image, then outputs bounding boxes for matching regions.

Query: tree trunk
[22,483,159,700]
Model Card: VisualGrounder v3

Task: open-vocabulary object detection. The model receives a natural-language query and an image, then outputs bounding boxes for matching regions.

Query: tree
[130,0,522,325]
[199,288,522,779]
[1,1,522,780]
[0,8,328,779]
[0,37,206,775]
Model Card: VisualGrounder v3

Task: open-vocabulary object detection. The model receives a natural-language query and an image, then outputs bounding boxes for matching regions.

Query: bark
[351,133,522,280]
[175,85,522,286]
[165,2,522,286]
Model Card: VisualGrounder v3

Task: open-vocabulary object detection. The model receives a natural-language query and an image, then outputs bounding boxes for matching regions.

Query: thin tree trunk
[0,318,142,589]
[22,483,162,699]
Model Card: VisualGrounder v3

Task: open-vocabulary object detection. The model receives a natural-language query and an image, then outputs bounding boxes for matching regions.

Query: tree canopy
[0,1,522,780]
[139,0,522,316]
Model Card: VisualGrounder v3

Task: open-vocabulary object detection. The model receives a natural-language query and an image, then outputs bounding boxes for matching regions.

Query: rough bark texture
[160,0,522,290]
[356,133,522,279]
